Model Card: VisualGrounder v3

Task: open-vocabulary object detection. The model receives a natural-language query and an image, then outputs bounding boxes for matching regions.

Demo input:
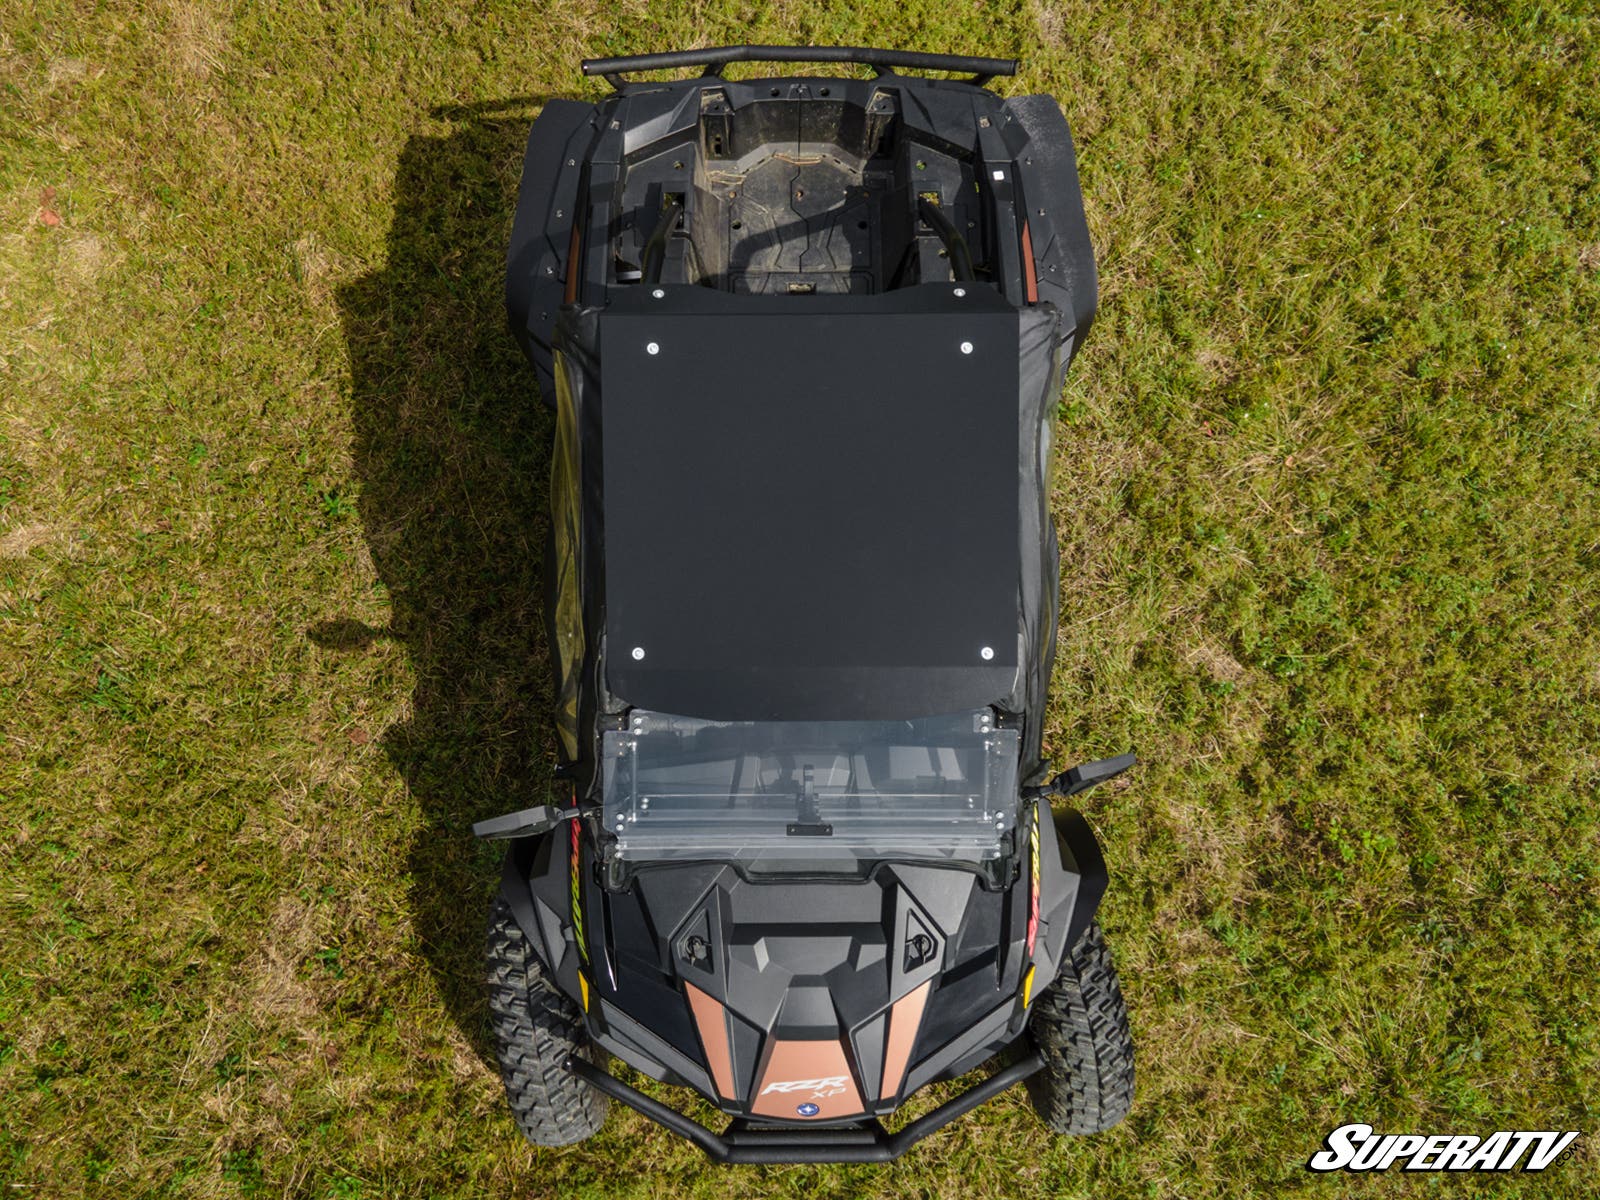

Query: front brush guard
[565,1050,1044,1164]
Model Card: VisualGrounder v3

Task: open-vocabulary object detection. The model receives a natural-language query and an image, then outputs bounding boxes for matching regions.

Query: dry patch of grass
[0,521,54,558]
[164,0,231,78]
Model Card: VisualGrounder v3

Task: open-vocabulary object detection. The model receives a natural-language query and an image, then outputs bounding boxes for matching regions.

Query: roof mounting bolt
[980,645,995,660]
[646,342,660,356]
[568,158,577,166]
[555,209,564,219]
[979,116,991,127]
[953,287,967,297]
[651,288,665,299]
[631,646,646,660]
[960,341,974,355]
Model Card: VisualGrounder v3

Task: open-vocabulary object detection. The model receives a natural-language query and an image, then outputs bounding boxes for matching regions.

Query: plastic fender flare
[1052,806,1109,949]
[1030,803,1110,990]
[505,98,601,402]
[497,832,574,980]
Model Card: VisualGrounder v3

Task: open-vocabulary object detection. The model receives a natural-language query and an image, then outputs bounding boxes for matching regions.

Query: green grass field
[3,1,1598,1196]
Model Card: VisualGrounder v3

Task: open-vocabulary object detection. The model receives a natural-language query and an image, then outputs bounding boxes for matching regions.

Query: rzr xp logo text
[1308,1124,1579,1172]
[759,1076,849,1099]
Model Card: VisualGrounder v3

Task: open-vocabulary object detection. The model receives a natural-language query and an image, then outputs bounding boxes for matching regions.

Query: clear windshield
[600,709,1020,871]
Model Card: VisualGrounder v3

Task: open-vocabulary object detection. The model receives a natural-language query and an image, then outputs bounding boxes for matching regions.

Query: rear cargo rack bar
[581,45,1018,91]
[565,1049,1044,1163]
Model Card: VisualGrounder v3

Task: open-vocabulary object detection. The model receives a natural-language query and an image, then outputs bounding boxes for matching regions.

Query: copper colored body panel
[1021,219,1039,304]
[879,980,931,1099]
[562,218,582,304]
[684,983,736,1099]
[751,1038,864,1119]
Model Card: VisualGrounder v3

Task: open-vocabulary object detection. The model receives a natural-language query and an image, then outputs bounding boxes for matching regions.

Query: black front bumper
[565,1050,1045,1164]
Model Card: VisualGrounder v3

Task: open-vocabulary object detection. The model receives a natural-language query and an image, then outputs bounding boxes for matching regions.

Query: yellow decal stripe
[1031,805,1041,890]
[570,823,588,963]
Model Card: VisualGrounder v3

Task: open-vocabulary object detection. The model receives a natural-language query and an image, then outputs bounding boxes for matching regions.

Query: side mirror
[473,805,573,840]
[1031,751,1137,800]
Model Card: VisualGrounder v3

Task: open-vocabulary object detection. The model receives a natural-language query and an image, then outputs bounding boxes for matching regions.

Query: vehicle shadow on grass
[328,103,557,1064]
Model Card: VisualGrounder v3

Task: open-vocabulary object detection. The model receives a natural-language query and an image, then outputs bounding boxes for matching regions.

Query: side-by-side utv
[483,45,1135,1163]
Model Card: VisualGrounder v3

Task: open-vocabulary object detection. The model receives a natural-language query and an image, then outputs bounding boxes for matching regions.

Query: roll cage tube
[916,196,976,282]
[581,45,1018,91]
[639,197,684,288]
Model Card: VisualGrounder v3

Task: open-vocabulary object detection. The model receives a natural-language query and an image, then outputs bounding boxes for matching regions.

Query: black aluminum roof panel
[600,286,1021,720]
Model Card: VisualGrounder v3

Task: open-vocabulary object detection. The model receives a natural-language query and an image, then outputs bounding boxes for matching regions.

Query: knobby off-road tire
[1025,920,1135,1134]
[485,896,608,1146]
